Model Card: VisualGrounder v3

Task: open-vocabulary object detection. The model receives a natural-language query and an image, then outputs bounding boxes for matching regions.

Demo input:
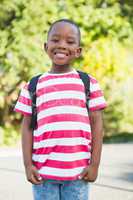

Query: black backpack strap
[77,70,90,114]
[28,74,42,129]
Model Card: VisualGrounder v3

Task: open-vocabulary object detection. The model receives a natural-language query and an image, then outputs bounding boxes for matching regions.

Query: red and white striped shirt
[15,69,107,180]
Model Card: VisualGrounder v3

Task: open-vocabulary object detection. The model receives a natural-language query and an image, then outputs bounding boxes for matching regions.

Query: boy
[15,19,107,200]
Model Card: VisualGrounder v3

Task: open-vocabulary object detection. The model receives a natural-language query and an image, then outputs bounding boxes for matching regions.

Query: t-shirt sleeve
[14,83,32,116]
[88,75,107,112]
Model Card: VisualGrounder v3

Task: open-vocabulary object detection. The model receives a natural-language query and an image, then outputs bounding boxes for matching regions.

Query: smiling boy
[15,19,107,200]
[45,19,81,73]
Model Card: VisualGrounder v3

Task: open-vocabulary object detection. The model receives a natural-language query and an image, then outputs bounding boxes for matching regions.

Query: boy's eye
[67,41,75,44]
[51,39,59,42]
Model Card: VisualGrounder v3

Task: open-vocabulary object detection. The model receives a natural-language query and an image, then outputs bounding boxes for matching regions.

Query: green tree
[0,0,133,145]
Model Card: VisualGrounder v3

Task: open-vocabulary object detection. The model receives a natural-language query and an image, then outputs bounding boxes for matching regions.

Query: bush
[0,0,133,145]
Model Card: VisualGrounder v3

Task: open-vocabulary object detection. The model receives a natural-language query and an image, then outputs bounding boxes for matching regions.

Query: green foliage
[81,37,133,135]
[0,0,133,145]
[0,123,20,146]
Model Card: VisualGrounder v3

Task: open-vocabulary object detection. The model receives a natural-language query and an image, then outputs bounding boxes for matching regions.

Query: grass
[1,130,133,146]
[103,132,133,143]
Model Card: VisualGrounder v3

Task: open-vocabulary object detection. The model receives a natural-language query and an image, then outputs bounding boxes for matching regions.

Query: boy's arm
[79,110,103,182]
[21,116,33,168]
[90,110,103,167]
[21,116,43,184]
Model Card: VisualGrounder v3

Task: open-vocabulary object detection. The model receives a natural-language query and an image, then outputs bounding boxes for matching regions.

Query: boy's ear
[75,47,82,58]
[44,43,48,52]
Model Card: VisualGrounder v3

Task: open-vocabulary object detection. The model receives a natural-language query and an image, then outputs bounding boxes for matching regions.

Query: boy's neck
[49,64,73,74]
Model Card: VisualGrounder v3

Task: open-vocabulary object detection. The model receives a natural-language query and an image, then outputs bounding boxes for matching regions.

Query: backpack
[28,70,90,129]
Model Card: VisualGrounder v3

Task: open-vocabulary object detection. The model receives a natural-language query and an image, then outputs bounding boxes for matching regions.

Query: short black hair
[47,19,81,45]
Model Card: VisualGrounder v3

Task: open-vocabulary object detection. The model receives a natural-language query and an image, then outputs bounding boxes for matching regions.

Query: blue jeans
[32,179,89,200]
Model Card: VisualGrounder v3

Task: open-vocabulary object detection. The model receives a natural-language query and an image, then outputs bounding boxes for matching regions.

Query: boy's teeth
[55,53,66,58]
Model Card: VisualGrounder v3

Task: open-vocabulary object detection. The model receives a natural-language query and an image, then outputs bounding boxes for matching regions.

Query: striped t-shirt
[15,69,107,181]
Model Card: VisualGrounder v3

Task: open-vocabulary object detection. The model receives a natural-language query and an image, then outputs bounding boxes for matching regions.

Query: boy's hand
[25,165,43,185]
[78,164,99,182]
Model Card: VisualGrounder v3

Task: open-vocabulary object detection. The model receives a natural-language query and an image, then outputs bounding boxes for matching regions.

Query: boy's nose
[57,41,67,49]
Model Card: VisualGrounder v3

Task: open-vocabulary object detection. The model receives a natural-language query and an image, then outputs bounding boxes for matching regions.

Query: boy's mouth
[54,51,69,58]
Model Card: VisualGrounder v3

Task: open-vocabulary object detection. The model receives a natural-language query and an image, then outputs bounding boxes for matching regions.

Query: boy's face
[45,22,82,67]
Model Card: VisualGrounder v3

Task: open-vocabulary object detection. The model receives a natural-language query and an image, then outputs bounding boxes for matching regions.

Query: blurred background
[0,0,133,146]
